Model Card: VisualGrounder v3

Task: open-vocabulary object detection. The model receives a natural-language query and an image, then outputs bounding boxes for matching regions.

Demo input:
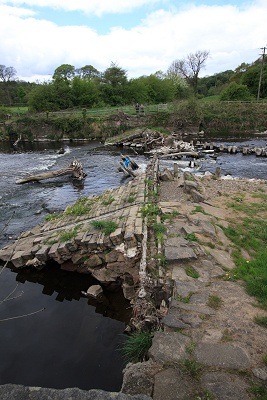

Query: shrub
[119,331,153,363]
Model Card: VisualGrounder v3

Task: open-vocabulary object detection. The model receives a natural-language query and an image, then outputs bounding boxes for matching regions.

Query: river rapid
[0,133,266,391]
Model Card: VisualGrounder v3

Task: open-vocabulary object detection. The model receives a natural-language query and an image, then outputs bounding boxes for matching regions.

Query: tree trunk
[16,159,87,184]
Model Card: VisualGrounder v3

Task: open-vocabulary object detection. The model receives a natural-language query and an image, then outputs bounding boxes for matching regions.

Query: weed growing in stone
[161,210,179,222]
[221,328,233,342]
[185,233,198,242]
[155,254,167,268]
[58,226,79,242]
[119,331,153,363]
[186,341,196,354]
[249,383,267,399]
[185,266,200,279]
[101,195,114,206]
[65,196,93,216]
[254,316,267,328]
[90,220,118,235]
[207,295,222,309]
[44,212,61,221]
[182,359,202,379]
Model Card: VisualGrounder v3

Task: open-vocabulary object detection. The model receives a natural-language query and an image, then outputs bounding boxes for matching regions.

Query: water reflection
[0,264,131,391]
[13,262,131,323]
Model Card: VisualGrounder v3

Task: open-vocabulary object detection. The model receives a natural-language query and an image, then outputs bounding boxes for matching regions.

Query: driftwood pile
[16,159,87,184]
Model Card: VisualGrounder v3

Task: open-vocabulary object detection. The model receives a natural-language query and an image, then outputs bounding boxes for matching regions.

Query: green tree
[76,65,100,79]
[71,76,100,107]
[100,62,128,106]
[220,82,254,101]
[28,82,57,111]
[52,64,75,81]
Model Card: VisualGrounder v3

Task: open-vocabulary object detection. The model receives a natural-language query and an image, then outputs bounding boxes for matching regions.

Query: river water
[0,133,266,391]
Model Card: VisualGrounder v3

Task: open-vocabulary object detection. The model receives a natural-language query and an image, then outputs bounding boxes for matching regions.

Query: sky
[0,0,266,82]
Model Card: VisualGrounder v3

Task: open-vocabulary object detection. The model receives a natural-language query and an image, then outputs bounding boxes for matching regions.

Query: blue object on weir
[124,158,130,168]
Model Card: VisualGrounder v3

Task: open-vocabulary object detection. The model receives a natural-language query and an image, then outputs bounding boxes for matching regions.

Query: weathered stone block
[87,285,103,297]
[35,245,50,263]
[124,231,137,249]
[110,228,123,246]
[85,254,103,268]
[11,251,26,268]
[105,249,120,263]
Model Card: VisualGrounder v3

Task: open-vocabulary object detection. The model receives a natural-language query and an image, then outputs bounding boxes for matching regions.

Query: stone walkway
[1,162,267,399]
[122,176,267,399]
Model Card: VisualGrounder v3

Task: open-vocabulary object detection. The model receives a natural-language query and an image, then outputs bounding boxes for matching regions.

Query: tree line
[0,50,266,114]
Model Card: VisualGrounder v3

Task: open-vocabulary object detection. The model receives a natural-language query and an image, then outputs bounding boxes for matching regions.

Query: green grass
[220,192,267,308]
[65,197,93,216]
[153,222,166,244]
[90,219,118,235]
[101,195,114,206]
[208,295,223,309]
[181,359,202,379]
[185,233,198,242]
[191,206,210,215]
[249,383,267,399]
[119,331,153,363]
[185,266,200,279]
[44,212,61,221]
[58,226,79,242]
[254,316,267,328]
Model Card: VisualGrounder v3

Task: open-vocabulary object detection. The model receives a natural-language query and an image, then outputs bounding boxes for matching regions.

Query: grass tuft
[90,219,118,235]
[119,331,153,363]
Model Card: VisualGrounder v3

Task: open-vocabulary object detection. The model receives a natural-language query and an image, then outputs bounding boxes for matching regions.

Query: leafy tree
[100,62,128,106]
[76,65,100,79]
[102,62,127,86]
[198,70,234,96]
[143,74,176,103]
[28,82,58,111]
[71,76,100,107]
[168,50,209,95]
[52,64,75,81]
[220,82,254,101]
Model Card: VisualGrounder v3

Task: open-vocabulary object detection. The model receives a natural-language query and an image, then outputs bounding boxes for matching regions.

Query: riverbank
[1,156,267,398]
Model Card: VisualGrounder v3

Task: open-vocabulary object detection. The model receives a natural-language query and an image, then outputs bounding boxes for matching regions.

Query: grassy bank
[1,100,267,142]
[219,189,267,310]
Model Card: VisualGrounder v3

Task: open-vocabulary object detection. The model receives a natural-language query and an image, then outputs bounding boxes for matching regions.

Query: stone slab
[171,299,215,316]
[0,384,152,400]
[201,372,250,400]
[153,368,196,400]
[196,342,251,369]
[148,331,190,364]
[162,308,191,329]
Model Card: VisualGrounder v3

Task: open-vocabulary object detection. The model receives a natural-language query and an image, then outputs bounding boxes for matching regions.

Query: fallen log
[159,151,199,158]
[16,159,87,184]
[119,161,136,178]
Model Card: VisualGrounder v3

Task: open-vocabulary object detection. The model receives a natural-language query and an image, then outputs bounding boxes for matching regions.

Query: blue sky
[0,0,266,82]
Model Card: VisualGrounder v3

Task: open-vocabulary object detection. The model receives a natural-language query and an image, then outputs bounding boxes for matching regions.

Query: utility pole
[257,46,266,101]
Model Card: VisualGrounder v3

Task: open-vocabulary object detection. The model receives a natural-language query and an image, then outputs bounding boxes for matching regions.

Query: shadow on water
[13,261,132,323]
[0,263,131,391]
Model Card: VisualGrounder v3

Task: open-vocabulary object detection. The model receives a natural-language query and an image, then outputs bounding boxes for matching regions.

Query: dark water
[0,134,266,391]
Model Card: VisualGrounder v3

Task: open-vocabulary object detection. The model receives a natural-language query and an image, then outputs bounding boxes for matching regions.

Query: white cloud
[0,0,266,81]
[0,0,161,15]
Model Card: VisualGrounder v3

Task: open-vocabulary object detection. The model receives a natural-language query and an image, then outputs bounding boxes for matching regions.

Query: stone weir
[0,172,148,301]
